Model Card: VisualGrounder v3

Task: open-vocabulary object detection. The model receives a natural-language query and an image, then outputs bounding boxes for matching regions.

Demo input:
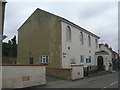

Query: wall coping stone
[71,64,84,67]
[1,64,47,66]
[47,67,71,70]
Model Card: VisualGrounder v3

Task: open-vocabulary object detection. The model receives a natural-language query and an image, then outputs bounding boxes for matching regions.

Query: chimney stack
[109,47,112,51]
[105,43,109,48]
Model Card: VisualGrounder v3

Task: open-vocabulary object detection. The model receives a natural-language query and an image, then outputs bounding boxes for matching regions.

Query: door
[97,56,104,71]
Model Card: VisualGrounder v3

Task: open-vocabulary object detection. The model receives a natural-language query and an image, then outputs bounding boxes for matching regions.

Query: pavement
[42,75,70,87]
[36,70,117,88]
[41,71,118,88]
[88,70,111,77]
[46,70,112,84]
[9,70,118,89]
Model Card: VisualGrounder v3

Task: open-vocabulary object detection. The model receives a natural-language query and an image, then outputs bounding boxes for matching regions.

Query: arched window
[80,32,83,44]
[95,39,98,48]
[88,35,91,47]
[66,26,71,41]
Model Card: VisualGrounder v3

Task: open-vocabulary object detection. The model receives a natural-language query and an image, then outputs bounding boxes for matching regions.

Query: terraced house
[17,8,101,71]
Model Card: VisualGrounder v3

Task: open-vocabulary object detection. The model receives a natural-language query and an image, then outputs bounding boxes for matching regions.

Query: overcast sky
[3,0,118,52]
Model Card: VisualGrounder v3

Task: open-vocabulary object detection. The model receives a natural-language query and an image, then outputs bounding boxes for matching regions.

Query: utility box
[2,64,46,89]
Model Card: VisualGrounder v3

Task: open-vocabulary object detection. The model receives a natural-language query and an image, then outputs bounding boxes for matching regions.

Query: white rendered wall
[0,40,1,90]
[0,2,2,90]
[71,65,84,80]
[95,54,109,70]
[99,45,112,64]
[99,45,113,70]
[0,67,1,90]
[2,65,46,88]
[61,21,99,68]
[0,2,2,34]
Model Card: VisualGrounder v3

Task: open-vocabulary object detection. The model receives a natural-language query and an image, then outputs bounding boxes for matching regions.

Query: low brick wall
[47,65,84,80]
[46,68,72,80]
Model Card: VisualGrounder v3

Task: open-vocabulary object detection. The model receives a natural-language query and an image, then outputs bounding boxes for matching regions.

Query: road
[35,72,119,89]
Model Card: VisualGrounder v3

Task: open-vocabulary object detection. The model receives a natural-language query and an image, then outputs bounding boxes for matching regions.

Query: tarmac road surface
[38,72,119,88]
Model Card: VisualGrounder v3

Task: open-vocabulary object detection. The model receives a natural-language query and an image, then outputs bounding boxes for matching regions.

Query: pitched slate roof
[18,8,100,39]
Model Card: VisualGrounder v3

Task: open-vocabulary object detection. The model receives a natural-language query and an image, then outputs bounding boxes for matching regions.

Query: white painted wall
[99,45,112,63]
[0,35,2,90]
[0,2,3,90]
[95,54,109,70]
[2,65,46,89]
[98,45,113,71]
[0,2,2,34]
[61,21,99,68]
[71,65,84,80]
[0,68,2,90]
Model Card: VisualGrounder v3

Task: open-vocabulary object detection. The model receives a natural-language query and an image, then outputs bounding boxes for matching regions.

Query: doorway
[97,56,104,71]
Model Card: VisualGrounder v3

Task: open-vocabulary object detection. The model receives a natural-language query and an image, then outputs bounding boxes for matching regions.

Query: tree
[2,35,17,57]
[11,36,17,57]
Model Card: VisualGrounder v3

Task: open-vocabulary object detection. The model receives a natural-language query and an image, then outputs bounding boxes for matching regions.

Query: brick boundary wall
[46,68,72,80]
[46,65,84,80]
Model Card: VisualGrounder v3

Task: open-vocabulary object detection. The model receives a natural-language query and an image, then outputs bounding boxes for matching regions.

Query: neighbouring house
[112,50,119,70]
[112,50,118,60]
[17,8,100,79]
[95,43,114,71]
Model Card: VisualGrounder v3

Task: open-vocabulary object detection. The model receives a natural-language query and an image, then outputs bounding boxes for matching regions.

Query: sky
[3,0,118,52]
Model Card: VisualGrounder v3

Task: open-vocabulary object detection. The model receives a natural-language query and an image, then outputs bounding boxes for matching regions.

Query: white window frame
[40,55,49,64]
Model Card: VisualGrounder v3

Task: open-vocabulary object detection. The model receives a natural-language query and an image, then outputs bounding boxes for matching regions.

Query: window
[95,39,98,48]
[80,32,83,44]
[29,57,33,64]
[66,26,71,41]
[88,35,91,47]
[40,56,49,64]
[80,55,84,63]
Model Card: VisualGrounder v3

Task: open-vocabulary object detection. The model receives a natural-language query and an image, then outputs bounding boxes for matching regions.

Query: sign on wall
[86,58,91,63]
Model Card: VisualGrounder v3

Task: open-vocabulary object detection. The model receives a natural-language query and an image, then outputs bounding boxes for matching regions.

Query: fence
[84,65,105,77]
